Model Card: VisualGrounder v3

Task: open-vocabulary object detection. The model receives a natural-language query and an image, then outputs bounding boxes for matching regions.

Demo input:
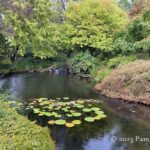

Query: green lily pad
[72,112,81,117]
[94,115,102,120]
[52,112,58,116]
[82,108,91,112]
[38,98,47,103]
[54,114,61,118]
[76,100,84,104]
[73,120,81,125]
[101,114,107,118]
[75,104,84,109]
[63,97,69,100]
[38,113,44,116]
[95,111,104,115]
[84,117,94,122]
[91,107,100,111]
[66,114,73,117]
[70,110,75,113]
[33,108,40,113]
[62,108,69,112]
[45,112,52,117]
[55,120,66,125]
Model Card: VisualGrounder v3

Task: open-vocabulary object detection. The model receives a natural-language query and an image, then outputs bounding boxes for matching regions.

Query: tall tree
[0,0,57,60]
[63,0,127,55]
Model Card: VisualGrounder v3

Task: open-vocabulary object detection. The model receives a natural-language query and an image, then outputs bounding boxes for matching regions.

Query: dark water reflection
[0,72,150,150]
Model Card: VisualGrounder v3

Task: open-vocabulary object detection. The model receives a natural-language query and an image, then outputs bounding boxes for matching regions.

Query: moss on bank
[0,99,55,150]
[94,60,150,105]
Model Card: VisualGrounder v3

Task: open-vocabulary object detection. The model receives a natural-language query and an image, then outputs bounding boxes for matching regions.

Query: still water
[0,72,150,150]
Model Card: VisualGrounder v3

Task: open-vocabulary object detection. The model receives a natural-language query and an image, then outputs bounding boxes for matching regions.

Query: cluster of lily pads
[26,97,107,128]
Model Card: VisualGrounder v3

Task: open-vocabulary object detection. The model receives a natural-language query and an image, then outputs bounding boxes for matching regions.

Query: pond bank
[0,98,55,149]
[94,60,150,105]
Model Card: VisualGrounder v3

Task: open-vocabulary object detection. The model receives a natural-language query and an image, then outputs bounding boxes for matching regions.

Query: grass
[0,93,56,150]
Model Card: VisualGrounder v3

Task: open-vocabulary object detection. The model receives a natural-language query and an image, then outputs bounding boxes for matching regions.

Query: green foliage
[9,58,52,72]
[127,19,145,42]
[107,55,136,68]
[95,68,112,82]
[0,94,55,150]
[121,4,150,56]
[0,34,12,65]
[2,0,57,59]
[114,37,135,55]
[64,0,127,53]
[69,51,96,75]
[94,55,136,82]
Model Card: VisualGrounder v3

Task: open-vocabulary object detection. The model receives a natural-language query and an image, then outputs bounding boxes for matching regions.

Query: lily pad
[91,107,100,111]
[95,111,104,115]
[72,112,81,117]
[55,120,66,125]
[73,120,81,125]
[38,98,47,103]
[75,104,84,109]
[84,117,94,122]
[94,115,102,120]
[66,114,73,117]
[101,114,107,118]
[66,122,74,128]
[76,100,84,104]
[82,108,91,112]
[45,112,52,117]
[63,97,69,100]
[48,120,55,125]
[33,108,40,113]
[38,113,44,116]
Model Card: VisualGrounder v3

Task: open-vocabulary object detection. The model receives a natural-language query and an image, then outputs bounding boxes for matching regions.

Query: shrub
[107,55,136,68]
[69,51,96,75]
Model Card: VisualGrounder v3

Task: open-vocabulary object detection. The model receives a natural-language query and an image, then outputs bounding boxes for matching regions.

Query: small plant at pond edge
[26,97,107,128]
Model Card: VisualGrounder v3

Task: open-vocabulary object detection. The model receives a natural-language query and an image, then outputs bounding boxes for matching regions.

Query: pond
[0,72,150,150]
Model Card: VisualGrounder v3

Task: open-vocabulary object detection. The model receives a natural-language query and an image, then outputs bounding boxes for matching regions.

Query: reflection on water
[0,72,150,150]
[0,73,96,100]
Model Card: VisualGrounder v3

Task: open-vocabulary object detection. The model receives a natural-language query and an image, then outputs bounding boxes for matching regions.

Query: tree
[63,0,127,56]
[1,0,57,60]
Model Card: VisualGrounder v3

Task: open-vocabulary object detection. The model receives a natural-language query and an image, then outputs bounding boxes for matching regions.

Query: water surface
[0,72,150,150]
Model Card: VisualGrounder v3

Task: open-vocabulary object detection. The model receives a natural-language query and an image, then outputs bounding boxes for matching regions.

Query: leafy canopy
[64,0,127,53]
[2,0,57,59]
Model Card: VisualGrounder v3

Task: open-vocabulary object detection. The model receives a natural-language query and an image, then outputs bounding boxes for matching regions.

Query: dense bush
[69,51,96,75]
